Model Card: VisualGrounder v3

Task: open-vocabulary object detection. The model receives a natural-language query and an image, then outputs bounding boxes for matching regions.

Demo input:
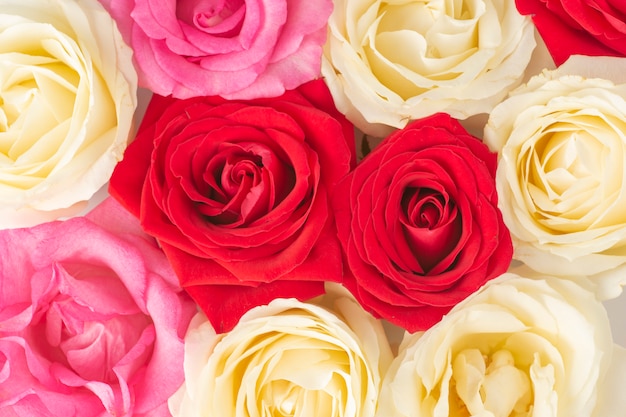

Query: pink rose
[99,0,332,99]
[0,198,197,416]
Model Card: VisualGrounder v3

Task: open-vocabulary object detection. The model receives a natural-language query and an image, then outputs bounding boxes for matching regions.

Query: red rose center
[199,145,295,227]
[401,188,462,272]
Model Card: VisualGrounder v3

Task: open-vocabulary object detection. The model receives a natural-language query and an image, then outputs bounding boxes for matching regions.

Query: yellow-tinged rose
[0,0,137,228]
[322,0,536,136]
[169,285,393,417]
[376,274,626,417]
[484,65,626,299]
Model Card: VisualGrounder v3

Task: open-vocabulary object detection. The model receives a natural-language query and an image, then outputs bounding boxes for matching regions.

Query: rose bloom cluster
[2,0,626,416]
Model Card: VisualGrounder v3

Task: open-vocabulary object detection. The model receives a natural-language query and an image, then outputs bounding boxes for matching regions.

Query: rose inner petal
[28,264,152,383]
[525,122,610,230]
[400,187,462,272]
[452,348,532,417]
[177,0,246,35]
[197,143,294,226]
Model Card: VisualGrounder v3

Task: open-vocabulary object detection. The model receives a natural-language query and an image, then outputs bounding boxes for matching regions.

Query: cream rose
[169,286,393,417]
[484,63,626,299]
[376,274,626,417]
[321,0,536,136]
[0,0,137,228]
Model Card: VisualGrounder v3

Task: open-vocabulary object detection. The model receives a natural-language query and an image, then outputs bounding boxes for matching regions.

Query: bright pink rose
[516,0,626,65]
[0,198,196,417]
[98,0,332,99]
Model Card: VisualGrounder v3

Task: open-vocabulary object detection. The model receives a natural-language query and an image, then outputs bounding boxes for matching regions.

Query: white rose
[484,64,626,299]
[169,286,393,417]
[0,0,137,228]
[376,274,626,417]
[322,0,536,136]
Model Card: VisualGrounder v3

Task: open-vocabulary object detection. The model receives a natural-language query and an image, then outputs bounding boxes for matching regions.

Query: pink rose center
[177,0,246,35]
[400,188,462,272]
[28,264,153,384]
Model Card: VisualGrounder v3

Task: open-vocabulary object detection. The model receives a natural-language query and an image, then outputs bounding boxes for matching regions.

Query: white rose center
[251,338,351,417]
[0,24,80,176]
[453,349,533,417]
[361,0,487,98]
[520,113,625,231]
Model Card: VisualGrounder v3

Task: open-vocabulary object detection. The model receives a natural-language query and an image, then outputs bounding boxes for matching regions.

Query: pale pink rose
[98,0,332,99]
[0,198,197,417]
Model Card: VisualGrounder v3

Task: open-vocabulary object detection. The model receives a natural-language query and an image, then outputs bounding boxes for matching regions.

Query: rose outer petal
[516,0,626,65]
[182,281,325,334]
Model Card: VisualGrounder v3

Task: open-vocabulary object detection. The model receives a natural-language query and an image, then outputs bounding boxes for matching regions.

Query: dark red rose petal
[184,279,325,334]
[516,0,626,65]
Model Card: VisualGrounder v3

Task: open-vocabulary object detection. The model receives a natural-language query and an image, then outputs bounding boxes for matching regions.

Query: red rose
[109,80,355,332]
[333,113,513,332]
[517,0,626,65]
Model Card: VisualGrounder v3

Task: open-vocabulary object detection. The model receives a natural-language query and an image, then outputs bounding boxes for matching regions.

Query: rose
[98,0,332,100]
[168,284,393,417]
[377,274,622,416]
[321,0,536,136]
[376,274,626,417]
[332,113,512,332]
[0,198,197,416]
[516,0,626,66]
[0,0,137,229]
[484,66,626,300]
[109,79,355,333]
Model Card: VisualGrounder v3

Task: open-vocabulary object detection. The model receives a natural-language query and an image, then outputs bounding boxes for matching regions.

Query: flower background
[126,55,626,346]
[3,0,626,415]
[103,33,626,341]
[83,37,626,346]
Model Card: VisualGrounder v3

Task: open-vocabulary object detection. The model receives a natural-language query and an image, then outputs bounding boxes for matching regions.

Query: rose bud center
[200,143,295,226]
[29,264,153,383]
[400,187,462,272]
[176,0,246,34]
[526,125,609,229]
[452,349,534,417]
